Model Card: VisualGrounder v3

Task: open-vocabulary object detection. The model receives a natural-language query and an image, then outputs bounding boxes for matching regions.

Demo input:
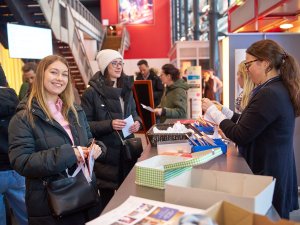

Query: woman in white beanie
[81,49,142,212]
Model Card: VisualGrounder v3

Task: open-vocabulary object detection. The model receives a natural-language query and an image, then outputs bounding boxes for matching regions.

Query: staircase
[0,0,130,94]
[54,40,86,94]
[101,24,131,55]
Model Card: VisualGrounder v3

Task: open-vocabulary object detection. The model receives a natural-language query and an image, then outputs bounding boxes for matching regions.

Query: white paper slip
[141,103,155,112]
[122,115,134,138]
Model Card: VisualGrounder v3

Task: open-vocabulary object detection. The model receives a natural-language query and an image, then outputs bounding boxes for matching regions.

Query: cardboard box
[205,201,300,225]
[157,140,191,155]
[135,149,223,189]
[165,169,275,215]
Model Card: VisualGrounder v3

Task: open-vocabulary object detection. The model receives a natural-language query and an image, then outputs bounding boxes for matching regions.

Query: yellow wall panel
[0,43,23,94]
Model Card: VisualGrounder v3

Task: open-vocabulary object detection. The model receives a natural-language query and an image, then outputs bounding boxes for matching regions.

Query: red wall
[100,0,171,59]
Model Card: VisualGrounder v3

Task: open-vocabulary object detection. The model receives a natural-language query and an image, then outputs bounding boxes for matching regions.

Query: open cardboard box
[205,201,300,225]
[157,140,191,155]
[165,169,275,215]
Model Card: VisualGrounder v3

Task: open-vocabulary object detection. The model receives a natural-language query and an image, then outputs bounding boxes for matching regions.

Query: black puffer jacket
[8,99,103,225]
[81,72,142,190]
[0,87,19,170]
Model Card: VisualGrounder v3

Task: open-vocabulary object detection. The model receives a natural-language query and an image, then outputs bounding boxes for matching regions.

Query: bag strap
[91,86,126,145]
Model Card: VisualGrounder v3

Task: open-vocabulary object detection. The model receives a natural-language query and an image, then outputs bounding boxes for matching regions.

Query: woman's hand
[89,144,102,159]
[129,121,140,133]
[112,119,126,130]
[73,147,89,163]
[154,108,162,116]
[201,98,214,112]
[211,100,223,111]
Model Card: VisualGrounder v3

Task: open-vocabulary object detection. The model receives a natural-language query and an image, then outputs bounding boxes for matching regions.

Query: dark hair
[137,59,148,67]
[162,64,180,81]
[22,62,37,73]
[246,39,300,116]
[103,67,125,88]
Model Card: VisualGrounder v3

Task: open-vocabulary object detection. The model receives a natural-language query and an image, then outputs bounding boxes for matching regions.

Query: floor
[290,197,300,221]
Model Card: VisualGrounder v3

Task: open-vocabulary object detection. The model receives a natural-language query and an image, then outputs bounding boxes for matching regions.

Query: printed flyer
[87,196,205,225]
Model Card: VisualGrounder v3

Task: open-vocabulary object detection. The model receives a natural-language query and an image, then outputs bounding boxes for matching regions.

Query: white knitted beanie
[96,49,123,74]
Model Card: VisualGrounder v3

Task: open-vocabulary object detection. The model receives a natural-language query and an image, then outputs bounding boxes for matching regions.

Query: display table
[102,143,280,220]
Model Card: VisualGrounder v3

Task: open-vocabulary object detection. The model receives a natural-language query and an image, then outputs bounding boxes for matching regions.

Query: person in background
[202,39,299,219]
[235,60,256,113]
[202,70,215,100]
[8,55,105,225]
[211,70,223,102]
[154,64,189,123]
[136,59,164,107]
[0,64,28,225]
[81,49,142,212]
[19,62,37,101]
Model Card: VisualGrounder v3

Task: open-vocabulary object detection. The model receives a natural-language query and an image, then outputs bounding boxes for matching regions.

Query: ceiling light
[279,23,293,29]
[236,0,245,6]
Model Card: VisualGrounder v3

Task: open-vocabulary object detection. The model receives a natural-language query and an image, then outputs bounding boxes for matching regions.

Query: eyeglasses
[111,61,124,68]
[244,59,259,71]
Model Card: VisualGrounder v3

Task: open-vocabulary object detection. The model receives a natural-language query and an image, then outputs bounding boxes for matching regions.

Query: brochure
[86,196,204,225]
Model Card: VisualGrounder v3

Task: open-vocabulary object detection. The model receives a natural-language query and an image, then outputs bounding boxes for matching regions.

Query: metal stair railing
[65,0,102,32]
[120,26,130,55]
[66,4,94,85]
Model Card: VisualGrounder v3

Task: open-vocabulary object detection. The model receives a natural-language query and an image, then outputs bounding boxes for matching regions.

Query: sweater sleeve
[220,88,280,145]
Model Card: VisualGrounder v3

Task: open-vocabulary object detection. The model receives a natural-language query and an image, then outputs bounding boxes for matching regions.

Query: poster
[119,0,154,24]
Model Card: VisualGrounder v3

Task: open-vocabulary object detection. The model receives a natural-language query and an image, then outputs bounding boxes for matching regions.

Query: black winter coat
[0,87,19,170]
[81,72,142,190]
[8,100,102,225]
[136,69,164,107]
[220,77,299,218]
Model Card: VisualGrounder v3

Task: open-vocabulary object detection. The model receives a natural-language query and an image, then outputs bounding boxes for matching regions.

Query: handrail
[67,4,93,82]
[65,0,103,33]
[119,27,128,55]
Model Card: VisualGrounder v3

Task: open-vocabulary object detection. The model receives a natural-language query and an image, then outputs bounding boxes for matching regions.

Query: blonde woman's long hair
[239,60,256,110]
[26,55,79,126]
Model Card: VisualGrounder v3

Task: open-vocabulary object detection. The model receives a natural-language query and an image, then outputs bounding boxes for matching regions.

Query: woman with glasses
[202,39,299,219]
[81,49,142,212]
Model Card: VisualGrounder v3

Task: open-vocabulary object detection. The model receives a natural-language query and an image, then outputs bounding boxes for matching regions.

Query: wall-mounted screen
[119,0,154,24]
[7,23,53,59]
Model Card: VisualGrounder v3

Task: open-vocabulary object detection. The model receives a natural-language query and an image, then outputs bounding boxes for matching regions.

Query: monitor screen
[7,23,53,59]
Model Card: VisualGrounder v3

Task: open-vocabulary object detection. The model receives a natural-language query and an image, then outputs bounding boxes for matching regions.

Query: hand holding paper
[141,103,155,112]
[122,115,134,138]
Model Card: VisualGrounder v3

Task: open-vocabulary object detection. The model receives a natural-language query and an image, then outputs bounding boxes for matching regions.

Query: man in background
[136,59,163,107]
[18,62,37,101]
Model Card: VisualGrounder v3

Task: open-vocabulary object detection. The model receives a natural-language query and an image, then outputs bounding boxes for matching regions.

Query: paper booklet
[86,196,204,225]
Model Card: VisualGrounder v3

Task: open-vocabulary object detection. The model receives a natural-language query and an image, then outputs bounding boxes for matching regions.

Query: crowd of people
[1,38,299,224]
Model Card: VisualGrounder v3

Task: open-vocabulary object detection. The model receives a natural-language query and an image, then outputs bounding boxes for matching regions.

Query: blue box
[192,139,227,154]
[193,123,214,135]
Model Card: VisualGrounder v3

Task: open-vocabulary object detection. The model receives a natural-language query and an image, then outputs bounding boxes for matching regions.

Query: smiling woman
[81,49,142,212]
[8,55,106,225]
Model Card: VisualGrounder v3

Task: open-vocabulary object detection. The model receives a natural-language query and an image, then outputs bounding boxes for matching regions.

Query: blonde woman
[235,60,256,112]
[8,55,106,225]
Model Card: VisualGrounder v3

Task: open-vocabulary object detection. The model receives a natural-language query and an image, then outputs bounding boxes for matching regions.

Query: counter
[102,142,280,220]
